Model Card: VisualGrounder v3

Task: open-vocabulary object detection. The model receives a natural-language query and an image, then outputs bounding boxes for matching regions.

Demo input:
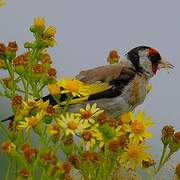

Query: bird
[1,46,173,122]
[43,45,173,116]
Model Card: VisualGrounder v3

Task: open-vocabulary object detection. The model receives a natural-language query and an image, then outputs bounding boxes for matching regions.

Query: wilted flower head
[172,131,180,144]
[109,139,121,152]
[61,162,72,173]
[68,154,80,166]
[41,151,57,166]
[21,144,38,161]
[142,159,156,168]
[97,112,107,125]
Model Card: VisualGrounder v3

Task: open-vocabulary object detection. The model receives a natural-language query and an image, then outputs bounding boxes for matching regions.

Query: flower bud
[109,139,120,152]
[45,26,56,38]
[24,41,34,49]
[33,17,46,33]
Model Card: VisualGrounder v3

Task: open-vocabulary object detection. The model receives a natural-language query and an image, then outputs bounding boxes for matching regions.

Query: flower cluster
[0,17,179,180]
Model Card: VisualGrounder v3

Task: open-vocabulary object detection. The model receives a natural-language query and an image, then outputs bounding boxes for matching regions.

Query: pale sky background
[0,0,180,178]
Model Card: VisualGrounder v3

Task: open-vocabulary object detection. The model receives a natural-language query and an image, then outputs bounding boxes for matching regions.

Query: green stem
[5,159,12,180]
[155,144,167,174]
[0,122,12,139]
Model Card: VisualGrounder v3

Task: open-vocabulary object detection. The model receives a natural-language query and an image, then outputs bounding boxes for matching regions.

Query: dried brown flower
[118,133,126,147]
[2,77,12,89]
[175,163,180,178]
[1,140,16,153]
[61,162,72,173]
[107,50,120,64]
[11,95,23,106]
[97,112,107,125]
[46,105,56,116]
[0,43,6,55]
[109,139,120,152]
[142,159,156,168]
[107,117,117,127]
[68,154,80,166]
[63,174,73,180]
[19,168,29,177]
[32,64,45,74]
[47,68,57,79]
[173,132,180,144]
[12,54,28,66]
[81,151,99,162]
[82,130,92,141]
[41,151,57,166]
[40,52,52,64]
[7,41,18,52]
[22,145,38,161]
[162,125,175,138]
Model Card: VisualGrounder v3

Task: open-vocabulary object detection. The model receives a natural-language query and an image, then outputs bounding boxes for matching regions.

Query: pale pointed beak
[158,59,174,70]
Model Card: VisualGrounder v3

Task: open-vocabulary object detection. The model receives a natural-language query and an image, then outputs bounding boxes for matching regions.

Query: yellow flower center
[65,80,80,92]
[28,117,38,126]
[132,122,144,134]
[127,148,139,159]
[81,110,92,119]
[67,121,78,130]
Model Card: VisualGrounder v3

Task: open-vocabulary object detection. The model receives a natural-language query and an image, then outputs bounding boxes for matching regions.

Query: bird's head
[126,46,173,78]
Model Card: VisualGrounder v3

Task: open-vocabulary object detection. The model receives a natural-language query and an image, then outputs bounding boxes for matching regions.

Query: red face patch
[148,48,159,56]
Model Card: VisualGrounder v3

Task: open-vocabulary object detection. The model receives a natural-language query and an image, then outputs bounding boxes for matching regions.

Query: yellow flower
[45,26,56,37]
[123,111,154,142]
[58,78,89,97]
[119,139,151,170]
[57,113,90,136]
[48,123,60,136]
[34,17,46,30]
[78,103,104,123]
[48,83,60,96]
[22,97,37,110]
[17,111,45,132]
[36,99,50,111]
[120,112,133,124]
[82,124,104,150]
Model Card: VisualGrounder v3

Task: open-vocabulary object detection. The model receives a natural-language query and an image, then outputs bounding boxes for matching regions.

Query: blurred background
[0,0,180,179]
